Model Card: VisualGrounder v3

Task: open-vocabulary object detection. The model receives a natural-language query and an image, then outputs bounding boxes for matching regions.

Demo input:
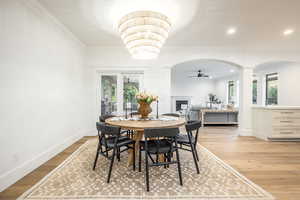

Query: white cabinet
[253,106,300,141]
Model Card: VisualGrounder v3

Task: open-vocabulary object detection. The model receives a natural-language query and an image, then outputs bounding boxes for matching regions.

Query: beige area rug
[18,139,274,200]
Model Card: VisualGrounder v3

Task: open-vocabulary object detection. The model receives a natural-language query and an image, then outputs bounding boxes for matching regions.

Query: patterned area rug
[18,139,274,200]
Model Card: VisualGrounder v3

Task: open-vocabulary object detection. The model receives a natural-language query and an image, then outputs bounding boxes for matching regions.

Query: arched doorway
[171,59,246,131]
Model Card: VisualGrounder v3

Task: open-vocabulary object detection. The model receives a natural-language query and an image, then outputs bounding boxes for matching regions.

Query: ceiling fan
[188,70,210,78]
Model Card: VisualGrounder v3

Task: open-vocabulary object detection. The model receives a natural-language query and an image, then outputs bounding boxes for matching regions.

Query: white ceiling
[172,59,239,79]
[38,0,300,48]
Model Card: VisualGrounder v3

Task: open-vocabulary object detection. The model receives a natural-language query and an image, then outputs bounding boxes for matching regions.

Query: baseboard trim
[0,130,88,192]
[85,129,96,136]
[238,128,253,136]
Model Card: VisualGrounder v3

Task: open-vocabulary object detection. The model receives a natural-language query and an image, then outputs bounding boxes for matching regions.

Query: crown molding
[19,0,86,48]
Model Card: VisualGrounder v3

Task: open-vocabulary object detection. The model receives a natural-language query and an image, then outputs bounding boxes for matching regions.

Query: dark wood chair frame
[99,114,116,123]
[93,122,135,183]
[177,121,201,174]
[141,127,183,191]
[162,113,180,118]
[99,114,133,139]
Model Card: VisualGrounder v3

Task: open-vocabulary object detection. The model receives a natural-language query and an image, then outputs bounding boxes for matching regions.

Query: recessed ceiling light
[230,69,235,73]
[209,76,213,79]
[283,29,294,36]
[227,27,237,35]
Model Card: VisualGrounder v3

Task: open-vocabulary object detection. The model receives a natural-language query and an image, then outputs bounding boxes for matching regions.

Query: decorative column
[239,67,254,136]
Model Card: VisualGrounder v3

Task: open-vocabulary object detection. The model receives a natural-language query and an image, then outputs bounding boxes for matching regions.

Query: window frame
[228,80,235,104]
[265,73,278,105]
[252,79,258,104]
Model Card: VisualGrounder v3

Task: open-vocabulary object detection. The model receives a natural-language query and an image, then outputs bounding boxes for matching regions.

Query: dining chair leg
[105,146,109,158]
[145,151,150,191]
[190,142,200,174]
[107,147,116,183]
[93,143,100,170]
[194,144,199,161]
[167,153,171,168]
[139,145,142,172]
[175,148,183,186]
[132,142,136,171]
[117,148,121,162]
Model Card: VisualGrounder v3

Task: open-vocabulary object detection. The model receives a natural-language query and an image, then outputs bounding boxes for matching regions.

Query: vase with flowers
[136,92,158,119]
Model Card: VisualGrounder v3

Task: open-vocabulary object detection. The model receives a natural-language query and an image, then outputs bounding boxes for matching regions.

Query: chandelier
[118,11,171,59]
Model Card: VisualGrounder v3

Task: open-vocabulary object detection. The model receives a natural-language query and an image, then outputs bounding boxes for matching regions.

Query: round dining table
[105,116,186,166]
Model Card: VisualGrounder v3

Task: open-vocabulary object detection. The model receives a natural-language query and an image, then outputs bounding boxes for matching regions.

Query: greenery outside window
[123,75,140,111]
[266,73,278,105]
[252,80,258,104]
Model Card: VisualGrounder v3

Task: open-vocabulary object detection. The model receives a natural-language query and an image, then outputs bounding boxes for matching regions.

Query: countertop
[252,105,300,110]
[201,109,239,113]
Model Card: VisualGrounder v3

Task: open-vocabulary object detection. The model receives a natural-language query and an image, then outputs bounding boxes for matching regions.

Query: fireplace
[176,100,188,111]
[171,96,192,113]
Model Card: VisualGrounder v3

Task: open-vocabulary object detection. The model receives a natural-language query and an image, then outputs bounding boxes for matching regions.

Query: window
[266,73,278,105]
[252,80,258,104]
[101,75,118,115]
[100,73,143,116]
[123,74,140,112]
[228,80,235,104]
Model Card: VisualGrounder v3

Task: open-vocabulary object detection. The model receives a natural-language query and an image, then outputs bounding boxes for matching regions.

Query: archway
[170,59,253,134]
[171,59,242,110]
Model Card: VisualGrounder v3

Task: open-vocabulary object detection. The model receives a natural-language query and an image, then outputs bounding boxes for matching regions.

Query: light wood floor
[1,127,300,200]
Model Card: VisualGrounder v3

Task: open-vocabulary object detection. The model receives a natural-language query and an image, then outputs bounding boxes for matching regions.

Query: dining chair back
[162,113,180,118]
[99,114,116,123]
[97,122,120,137]
[185,121,201,145]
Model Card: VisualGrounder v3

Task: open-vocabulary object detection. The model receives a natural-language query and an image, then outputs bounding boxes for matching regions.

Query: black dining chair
[130,111,140,116]
[140,127,183,191]
[93,122,136,183]
[177,120,201,174]
[99,114,116,123]
[162,113,180,118]
[100,114,133,140]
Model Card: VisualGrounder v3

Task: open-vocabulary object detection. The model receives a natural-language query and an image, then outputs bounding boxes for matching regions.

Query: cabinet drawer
[272,129,297,136]
[272,110,300,118]
[269,133,300,139]
[272,118,300,127]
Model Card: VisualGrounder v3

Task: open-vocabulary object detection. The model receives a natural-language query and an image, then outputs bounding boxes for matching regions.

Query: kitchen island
[252,106,300,141]
[200,109,239,126]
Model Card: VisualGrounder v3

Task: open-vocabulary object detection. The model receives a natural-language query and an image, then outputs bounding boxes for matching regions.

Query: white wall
[171,69,215,106]
[86,46,300,70]
[254,62,300,106]
[214,74,240,106]
[144,67,171,114]
[0,0,93,191]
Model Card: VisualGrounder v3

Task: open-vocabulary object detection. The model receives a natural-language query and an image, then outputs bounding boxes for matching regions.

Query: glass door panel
[123,74,140,113]
[101,75,117,115]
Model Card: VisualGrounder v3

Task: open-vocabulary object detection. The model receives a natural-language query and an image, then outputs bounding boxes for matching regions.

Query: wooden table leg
[127,130,143,166]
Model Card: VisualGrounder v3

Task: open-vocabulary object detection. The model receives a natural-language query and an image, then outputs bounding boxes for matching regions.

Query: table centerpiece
[136,92,158,119]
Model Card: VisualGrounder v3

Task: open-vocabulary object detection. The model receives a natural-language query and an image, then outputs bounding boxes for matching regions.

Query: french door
[99,72,143,116]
